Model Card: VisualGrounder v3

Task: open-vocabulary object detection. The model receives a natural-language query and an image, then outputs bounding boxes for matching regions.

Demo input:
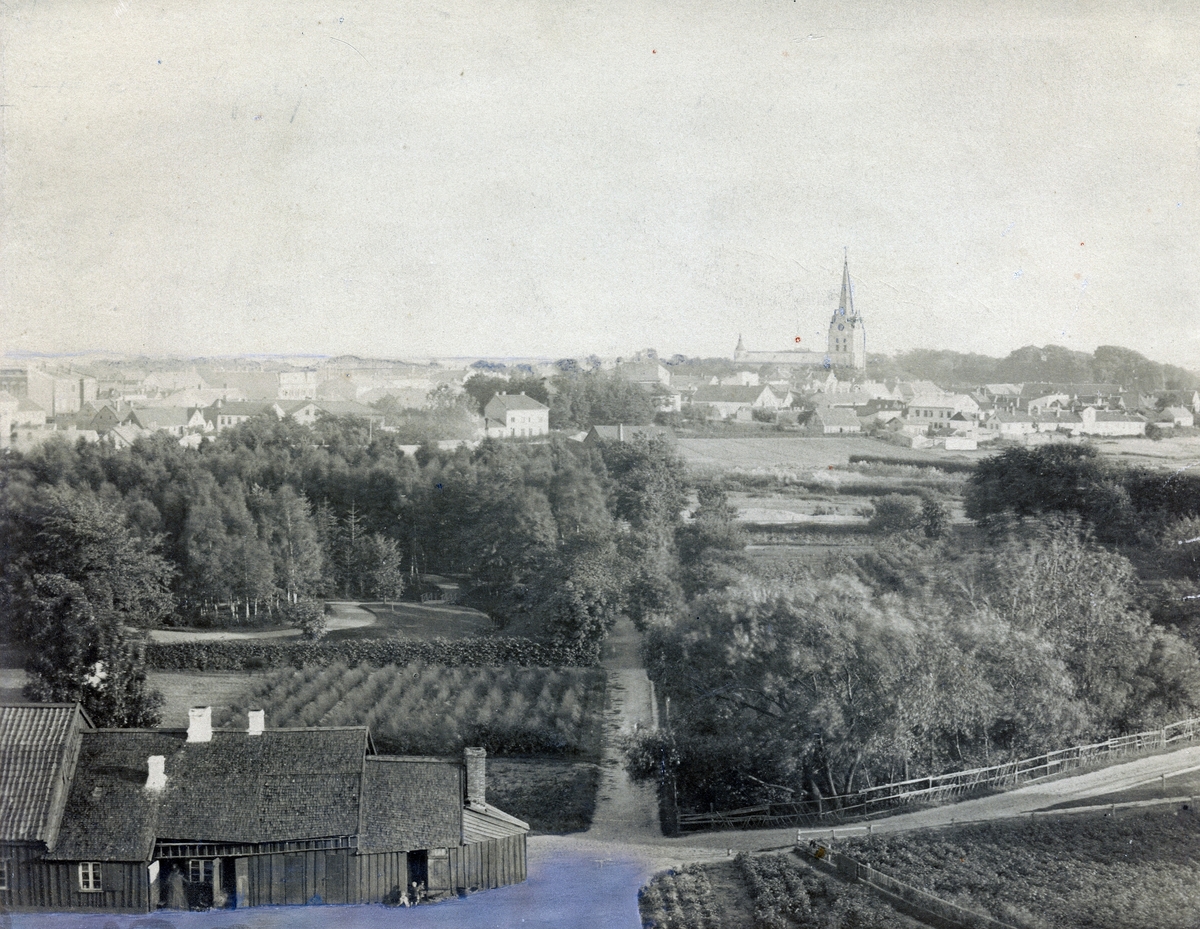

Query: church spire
[839,248,855,317]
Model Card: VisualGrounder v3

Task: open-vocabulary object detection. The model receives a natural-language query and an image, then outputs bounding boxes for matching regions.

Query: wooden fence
[677,715,1200,832]
[807,847,1020,929]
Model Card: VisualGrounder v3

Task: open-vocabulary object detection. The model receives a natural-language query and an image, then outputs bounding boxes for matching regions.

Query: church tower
[827,252,866,371]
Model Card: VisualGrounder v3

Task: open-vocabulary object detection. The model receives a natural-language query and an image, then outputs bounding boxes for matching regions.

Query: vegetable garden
[844,809,1200,929]
[218,662,606,758]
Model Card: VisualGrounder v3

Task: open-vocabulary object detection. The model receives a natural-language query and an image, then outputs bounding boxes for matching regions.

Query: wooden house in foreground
[0,704,528,913]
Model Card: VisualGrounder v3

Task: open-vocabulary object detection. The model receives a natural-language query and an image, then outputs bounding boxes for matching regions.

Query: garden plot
[843,810,1200,929]
[217,662,607,758]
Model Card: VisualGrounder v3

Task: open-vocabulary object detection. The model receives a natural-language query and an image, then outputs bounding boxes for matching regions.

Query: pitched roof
[359,757,463,852]
[691,385,766,404]
[129,406,194,428]
[0,704,91,844]
[813,407,862,427]
[484,392,548,414]
[50,727,371,859]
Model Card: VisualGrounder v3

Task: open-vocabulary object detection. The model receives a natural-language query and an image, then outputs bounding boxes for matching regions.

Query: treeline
[0,416,690,655]
[868,343,1199,390]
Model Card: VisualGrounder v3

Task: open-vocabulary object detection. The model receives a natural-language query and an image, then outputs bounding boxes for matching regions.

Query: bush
[867,494,923,533]
[282,599,326,640]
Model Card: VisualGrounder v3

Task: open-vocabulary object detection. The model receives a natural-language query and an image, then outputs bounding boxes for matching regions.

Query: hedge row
[848,454,977,474]
[145,636,592,670]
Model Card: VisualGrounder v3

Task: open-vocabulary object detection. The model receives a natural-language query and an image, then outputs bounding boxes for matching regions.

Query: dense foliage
[637,523,1200,811]
[221,662,606,757]
[145,635,589,670]
[1,486,171,725]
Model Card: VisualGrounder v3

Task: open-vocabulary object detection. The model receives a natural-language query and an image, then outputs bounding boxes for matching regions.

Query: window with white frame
[188,859,213,884]
[0,858,9,890]
[78,862,102,891]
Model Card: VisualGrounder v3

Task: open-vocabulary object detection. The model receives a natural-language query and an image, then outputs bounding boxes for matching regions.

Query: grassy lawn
[322,601,496,642]
[843,809,1200,929]
[147,670,265,727]
[677,436,989,474]
[487,758,602,834]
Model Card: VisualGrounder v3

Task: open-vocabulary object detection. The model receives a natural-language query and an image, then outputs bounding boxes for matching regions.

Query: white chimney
[247,709,265,736]
[187,706,212,743]
[146,755,166,791]
[464,747,486,806]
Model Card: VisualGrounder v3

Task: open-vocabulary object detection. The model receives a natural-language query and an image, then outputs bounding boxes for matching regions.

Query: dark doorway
[407,850,428,893]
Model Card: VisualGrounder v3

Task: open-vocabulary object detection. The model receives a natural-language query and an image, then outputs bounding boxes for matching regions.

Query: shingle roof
[359,757,463,853]
[0,704,89,843]
[51,728,370,859]
[484,393,548,413]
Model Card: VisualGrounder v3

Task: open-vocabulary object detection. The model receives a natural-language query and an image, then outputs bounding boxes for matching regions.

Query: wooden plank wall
[4,851,149,913]
[243,848,416,906]
[448,835,527,893]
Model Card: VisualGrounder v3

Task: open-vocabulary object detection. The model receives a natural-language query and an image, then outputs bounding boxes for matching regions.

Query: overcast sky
[3,1,1198,366]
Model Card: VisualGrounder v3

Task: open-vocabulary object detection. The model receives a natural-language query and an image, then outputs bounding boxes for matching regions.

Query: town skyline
[3,2,1198,368]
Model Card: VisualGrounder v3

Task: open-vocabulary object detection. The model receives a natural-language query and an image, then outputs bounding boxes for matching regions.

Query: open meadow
[677,436,989,475]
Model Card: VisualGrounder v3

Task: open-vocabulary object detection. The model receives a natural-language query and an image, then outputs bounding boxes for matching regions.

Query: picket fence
[677,715,1200,832]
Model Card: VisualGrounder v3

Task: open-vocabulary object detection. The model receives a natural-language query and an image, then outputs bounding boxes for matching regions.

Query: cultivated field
[843,810,1200,929]
[148,670,266,727]
[638,855,924,929]
[216,662,606,758]
[677,436,988,474]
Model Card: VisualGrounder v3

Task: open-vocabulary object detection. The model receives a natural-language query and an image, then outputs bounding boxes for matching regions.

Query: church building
[734,254,867,371]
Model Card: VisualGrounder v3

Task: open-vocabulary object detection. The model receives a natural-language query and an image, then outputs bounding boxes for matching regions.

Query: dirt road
[585,617,662,843]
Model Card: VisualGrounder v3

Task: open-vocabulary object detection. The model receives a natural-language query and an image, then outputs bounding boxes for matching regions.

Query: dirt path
[623,742,1200,853]
[585,617,662,843]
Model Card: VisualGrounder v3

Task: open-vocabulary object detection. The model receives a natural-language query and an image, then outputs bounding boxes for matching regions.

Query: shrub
[282,599,326,640]
[145,636,589,670]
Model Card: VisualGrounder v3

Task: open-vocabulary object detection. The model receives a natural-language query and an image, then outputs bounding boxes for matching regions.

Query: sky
[2,1,1199,367]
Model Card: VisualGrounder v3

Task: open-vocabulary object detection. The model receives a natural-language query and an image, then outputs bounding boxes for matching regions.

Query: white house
[484,392,550,438]
[1079,407,1146,437]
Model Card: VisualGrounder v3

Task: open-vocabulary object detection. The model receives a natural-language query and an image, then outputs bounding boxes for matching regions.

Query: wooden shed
[0,704,528,912]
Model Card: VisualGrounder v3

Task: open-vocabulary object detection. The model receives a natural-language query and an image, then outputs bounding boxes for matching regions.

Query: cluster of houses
[0,394,386,452]
[603,359,1199,449]
[0,703,528,913]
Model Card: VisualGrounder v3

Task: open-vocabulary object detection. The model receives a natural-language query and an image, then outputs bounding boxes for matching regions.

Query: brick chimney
[146,755,166,791]
[464,747,486,806]
[247,709,265,736]
[187,706,212,743]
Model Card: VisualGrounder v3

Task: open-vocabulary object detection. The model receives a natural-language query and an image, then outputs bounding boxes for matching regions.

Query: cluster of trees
[868,344,1198,391]
[635,522,1200,811]
[0,418,691,679]
[462,369,660,431]
[966,445,1200,544]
